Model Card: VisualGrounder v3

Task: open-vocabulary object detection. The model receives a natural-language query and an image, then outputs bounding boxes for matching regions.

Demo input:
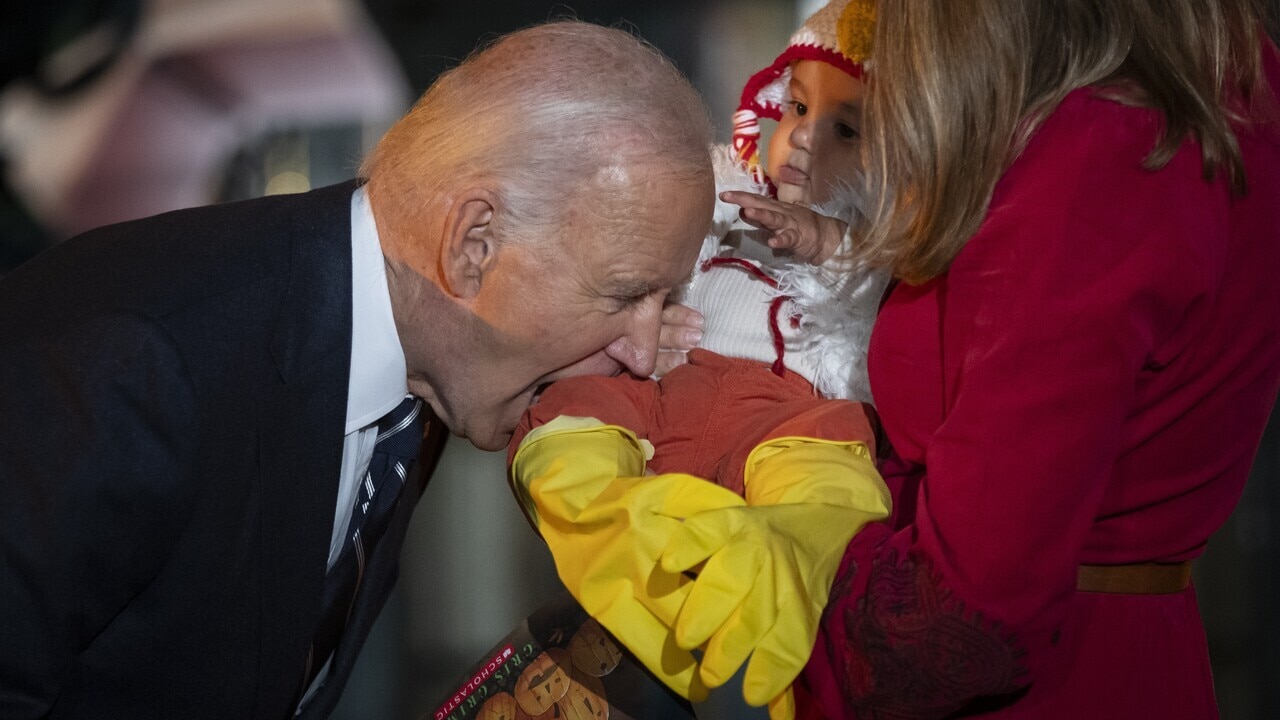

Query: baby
[514,0,885,491]
[508,2,888,717]
[674,0,881,413]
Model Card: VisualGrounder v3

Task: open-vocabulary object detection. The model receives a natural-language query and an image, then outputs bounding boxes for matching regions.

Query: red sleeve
[799,91,1231,718]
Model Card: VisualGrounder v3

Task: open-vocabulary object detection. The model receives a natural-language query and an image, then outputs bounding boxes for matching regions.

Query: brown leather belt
[1077,562,1192,594]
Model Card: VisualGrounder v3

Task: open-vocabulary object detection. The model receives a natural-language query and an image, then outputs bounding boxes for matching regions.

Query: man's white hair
[363,21,713,245]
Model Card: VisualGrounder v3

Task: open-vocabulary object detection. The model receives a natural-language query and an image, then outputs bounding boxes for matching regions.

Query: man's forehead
[566,172,709,283]
[589,235,698,291]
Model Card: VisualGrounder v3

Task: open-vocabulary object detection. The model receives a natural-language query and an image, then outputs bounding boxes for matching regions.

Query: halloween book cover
[424,590,695,720]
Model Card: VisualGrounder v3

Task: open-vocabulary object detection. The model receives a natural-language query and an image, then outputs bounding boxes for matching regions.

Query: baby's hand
[720,190,848,265]
[656,302,703,376]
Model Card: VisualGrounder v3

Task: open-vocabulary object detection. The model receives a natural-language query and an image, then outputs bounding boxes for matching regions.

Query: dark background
[1,2,1277,718]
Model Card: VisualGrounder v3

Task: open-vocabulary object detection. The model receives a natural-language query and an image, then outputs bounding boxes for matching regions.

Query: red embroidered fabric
[832,550,1027,719]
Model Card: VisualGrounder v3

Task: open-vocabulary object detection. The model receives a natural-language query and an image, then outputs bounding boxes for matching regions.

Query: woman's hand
[720,190,848,265]
[656,302,704,376]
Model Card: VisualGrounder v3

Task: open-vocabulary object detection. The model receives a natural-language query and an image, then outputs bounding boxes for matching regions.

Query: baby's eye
[794,102,808,117]
[836,123,859,140]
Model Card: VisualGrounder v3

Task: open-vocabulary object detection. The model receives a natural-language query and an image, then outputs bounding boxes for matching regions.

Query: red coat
[800,45,1280,719]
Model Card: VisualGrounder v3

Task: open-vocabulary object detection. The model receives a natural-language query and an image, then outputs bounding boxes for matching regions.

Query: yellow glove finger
[627,483,747,676]
[530,470,743,703]
[767,687,796,720]
[557,511,689,617]
[590,586,711,703]
[660,505,739,576]
[567,473,744,628]
[511,421,749,706]
[669,525,765,651]
[698,555,777,689]
[741,602,816,706]
[690,505,841,692]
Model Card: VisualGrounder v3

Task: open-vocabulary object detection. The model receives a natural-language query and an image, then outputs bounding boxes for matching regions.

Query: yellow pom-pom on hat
[837,0,876,66]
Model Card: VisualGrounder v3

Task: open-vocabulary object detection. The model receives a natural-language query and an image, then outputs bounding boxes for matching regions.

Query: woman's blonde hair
[859,0,1272,283]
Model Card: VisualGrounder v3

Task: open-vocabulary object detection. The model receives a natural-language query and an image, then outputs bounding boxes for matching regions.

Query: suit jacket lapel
[253,181,358,716]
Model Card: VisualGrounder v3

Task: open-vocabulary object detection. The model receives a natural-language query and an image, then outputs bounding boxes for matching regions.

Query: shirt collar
[346,185,408,433]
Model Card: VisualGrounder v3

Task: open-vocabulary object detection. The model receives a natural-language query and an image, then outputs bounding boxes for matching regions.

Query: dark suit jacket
[0,181,445,718]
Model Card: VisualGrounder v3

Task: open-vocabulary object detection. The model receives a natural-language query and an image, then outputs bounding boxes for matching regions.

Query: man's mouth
[530,381,554,405]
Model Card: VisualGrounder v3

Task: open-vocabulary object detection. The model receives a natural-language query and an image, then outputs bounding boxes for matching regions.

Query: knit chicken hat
[732,0,876,184]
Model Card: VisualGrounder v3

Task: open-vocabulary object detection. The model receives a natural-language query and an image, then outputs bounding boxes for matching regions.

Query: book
[424,589,767,720]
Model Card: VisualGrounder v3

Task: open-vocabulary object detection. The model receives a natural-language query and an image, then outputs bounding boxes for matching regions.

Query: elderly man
[0,21,713,720]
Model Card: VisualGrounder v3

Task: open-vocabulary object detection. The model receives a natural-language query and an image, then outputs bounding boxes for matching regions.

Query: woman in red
[511,1,1280,716]
[692,0,1280,717]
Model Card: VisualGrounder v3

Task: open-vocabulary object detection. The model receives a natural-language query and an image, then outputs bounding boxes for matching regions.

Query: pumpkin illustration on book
[568,618,622,677]
[559,668,609,720]
[477,691,529,720]
[515,648,571,716]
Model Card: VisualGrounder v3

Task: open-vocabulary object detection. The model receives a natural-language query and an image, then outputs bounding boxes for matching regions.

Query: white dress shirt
[300,185,407,710]
[329,185,409,567]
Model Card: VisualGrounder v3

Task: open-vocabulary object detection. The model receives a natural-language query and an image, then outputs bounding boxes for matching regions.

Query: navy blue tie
[304,395,424,691]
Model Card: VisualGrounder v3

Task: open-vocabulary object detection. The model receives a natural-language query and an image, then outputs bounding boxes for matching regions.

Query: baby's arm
[721,190,848,265]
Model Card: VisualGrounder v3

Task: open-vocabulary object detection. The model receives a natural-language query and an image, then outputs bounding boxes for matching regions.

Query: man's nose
[604,297,662,377]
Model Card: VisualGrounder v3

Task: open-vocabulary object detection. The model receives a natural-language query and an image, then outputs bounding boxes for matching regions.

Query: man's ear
[439,188,499,299]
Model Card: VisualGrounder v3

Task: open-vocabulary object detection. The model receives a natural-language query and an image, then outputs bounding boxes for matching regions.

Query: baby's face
[766,59,866,205]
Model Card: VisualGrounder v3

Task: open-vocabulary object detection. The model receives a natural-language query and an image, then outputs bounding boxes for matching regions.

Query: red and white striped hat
[732,0,876,186]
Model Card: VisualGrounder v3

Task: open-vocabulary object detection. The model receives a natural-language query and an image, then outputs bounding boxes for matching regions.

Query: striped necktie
[304,395,424,691]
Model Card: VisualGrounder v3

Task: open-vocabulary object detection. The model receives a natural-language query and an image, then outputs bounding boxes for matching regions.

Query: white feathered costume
[671,144,887,404]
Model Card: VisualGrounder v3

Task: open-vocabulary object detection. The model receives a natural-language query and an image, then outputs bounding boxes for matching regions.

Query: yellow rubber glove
[510,416,746,702]
[659,437,892,715]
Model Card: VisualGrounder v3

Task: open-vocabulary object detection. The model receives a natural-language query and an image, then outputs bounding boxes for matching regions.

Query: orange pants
[514,349,877,495]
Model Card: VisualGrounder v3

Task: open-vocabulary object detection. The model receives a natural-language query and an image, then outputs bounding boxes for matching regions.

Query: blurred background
[1,1,1277,718]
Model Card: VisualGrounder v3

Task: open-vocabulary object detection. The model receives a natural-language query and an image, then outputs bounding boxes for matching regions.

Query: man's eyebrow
[611,279,654,297]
